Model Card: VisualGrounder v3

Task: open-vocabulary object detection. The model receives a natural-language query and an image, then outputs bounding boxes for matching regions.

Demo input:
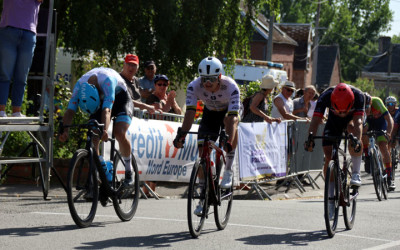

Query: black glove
[173,127,187,148]
[350,137,362,153]
[304,133,315,152]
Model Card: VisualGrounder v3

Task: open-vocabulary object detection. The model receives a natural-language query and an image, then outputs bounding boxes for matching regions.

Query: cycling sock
[225,151,235,171]
[351,155,362,174]
[122,155,133,172]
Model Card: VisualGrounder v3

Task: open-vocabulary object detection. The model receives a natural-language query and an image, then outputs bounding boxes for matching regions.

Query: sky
[381,0,400,37]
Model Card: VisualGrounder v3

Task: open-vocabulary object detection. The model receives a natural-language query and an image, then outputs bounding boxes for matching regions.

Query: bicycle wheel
[343,161,357,230]
[324,161,340,238]
[112,152,140,221]
[214,156,233,230]
[67,149,99,228]
[371,149,383,201]
[187,159,209,238]
[378,152,388,200]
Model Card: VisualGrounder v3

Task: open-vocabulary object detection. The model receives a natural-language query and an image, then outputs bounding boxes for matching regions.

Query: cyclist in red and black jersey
[305,83,364,187]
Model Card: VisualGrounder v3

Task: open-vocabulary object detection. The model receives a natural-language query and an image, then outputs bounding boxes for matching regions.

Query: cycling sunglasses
[156,83,168,87]
[387,102,396,106]
[201,76,218,83]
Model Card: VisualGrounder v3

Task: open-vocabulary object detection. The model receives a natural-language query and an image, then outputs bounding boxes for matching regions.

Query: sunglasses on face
[387,102,396,106]
[284,88,294,93]
[156,83,168,87]
[201,76,218,83]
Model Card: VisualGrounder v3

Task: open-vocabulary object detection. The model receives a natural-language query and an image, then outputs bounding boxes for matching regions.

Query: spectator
[120,54,157,114]
[146,74,182,115]
[0,0,43,118]
[293,85,317,118]
[307,92,320,118]
[144,74,182,197]
[139,60,157,102]
[242,75,281,123]
[271,81,307,121]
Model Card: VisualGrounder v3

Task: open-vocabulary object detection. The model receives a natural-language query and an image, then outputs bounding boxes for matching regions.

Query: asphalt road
[1,173,400,250]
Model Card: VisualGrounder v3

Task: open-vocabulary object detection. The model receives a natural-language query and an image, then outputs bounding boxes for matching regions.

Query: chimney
[379,36,391,53]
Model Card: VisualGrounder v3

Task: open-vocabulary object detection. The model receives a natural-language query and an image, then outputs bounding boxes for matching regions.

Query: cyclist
[173,56,240,215]
[361,95,393,180]
[385,96,399,118]
[305,83,364,217]
[390,111,400,190]
[59,67,134,185]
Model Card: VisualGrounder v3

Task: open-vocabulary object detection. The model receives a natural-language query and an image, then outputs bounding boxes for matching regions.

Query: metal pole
[266,13,274,62]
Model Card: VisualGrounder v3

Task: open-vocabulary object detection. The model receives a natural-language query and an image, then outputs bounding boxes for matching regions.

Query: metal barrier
[132,107,184,122]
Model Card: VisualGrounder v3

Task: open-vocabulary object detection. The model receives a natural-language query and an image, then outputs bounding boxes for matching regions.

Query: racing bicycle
[181,128,233,238]
[61,119,140,228]
[390,137,399,192]
[308,133,359,238]
[364,130,388,201]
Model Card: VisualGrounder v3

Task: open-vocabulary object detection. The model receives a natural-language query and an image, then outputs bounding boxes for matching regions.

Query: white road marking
[31,211,393,243]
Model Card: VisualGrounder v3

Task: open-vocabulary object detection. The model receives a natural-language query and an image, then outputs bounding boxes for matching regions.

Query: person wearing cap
[293,85,317,118]
[139,60,157,102]
[120,54,157,114]
[242,75,281,123]
[271,81,305,121]
[146,74,182,115]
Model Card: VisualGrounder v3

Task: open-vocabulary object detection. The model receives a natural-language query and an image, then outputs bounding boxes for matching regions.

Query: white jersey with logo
[186,75,240,115]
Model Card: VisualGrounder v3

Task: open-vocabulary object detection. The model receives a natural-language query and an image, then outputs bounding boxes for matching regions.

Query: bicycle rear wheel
[112,152,140,221]
[343,161,357,230]
[187,159,209,238]
[67,149,99,228]
[214,156,233,230]
[324,161,340,238]
[371,149,383,201]
[378,153,388,200]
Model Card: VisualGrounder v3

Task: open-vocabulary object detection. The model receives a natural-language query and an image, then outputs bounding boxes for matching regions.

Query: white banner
[238,122,287,181]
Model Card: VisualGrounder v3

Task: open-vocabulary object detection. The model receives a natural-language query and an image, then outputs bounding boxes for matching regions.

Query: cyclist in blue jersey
[385,96,399,118]
[59,67,134,185]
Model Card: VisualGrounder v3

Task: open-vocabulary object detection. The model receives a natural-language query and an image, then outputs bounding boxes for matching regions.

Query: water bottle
[99,156,113,183]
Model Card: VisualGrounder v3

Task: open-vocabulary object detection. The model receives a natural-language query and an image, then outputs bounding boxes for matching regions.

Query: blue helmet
[78,82,100,114]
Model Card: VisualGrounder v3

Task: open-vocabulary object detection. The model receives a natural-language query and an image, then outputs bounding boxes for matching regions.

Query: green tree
[273,0,392,82]
[54,0,275,88]
[392,34,400,44]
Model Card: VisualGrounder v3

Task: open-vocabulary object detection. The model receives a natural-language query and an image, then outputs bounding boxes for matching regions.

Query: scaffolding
[0,0,59,200]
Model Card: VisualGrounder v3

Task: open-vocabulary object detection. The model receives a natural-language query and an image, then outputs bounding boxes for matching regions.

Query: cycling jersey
[185,75,240,116]
[369,97,388,119]
[68,67,127,112]
[314,85,365,118]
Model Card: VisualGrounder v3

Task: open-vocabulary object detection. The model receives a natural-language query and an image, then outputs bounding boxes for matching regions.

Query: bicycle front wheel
[187,159,209,238]
[112,152,140,221]
[371,149,383,201]
[324,161,340,238]
[378,153,388,200]
[67,149,99,228]
[214,155,233,230]
[343,161,357,230]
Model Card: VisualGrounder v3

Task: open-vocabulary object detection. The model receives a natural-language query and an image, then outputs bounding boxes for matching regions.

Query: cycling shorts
[198,107,231,145]
[365,116,388,142]
[322,114,353,146]
[91,90,133,125]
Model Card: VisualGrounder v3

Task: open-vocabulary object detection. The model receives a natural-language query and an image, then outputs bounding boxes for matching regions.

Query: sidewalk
[0,173,325,201]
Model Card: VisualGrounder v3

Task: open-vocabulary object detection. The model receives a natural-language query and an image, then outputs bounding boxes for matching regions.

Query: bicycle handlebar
[180,128,229,146]
[58,118,105,137]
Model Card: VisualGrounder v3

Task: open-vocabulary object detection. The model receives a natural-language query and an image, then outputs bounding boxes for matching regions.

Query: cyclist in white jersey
[174,57,240,215]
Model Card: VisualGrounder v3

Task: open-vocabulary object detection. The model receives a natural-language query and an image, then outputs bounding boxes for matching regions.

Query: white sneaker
[221,170,233,189]
[194,200,204,216]
[350,173,362,187]
[328,201,335,220]
[11,112,26,117]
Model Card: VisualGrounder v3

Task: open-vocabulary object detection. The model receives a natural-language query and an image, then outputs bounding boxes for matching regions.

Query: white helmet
[198,57,222,76]
[385,96,397,105]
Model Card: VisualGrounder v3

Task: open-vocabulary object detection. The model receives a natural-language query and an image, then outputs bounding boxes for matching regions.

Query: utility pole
[266,12,274,62]
[386,42,393,96]
[311,0,321,86]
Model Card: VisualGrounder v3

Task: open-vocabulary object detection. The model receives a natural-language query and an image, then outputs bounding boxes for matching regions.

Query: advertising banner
[238,122,288,181]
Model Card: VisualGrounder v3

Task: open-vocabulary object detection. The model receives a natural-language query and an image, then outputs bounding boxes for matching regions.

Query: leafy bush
[350,78,395,101]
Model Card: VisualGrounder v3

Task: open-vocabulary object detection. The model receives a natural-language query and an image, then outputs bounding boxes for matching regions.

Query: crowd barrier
[104,109,326,200]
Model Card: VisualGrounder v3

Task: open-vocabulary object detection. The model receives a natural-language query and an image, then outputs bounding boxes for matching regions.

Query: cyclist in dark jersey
[385,96,399,118]
[305,83,364,186]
